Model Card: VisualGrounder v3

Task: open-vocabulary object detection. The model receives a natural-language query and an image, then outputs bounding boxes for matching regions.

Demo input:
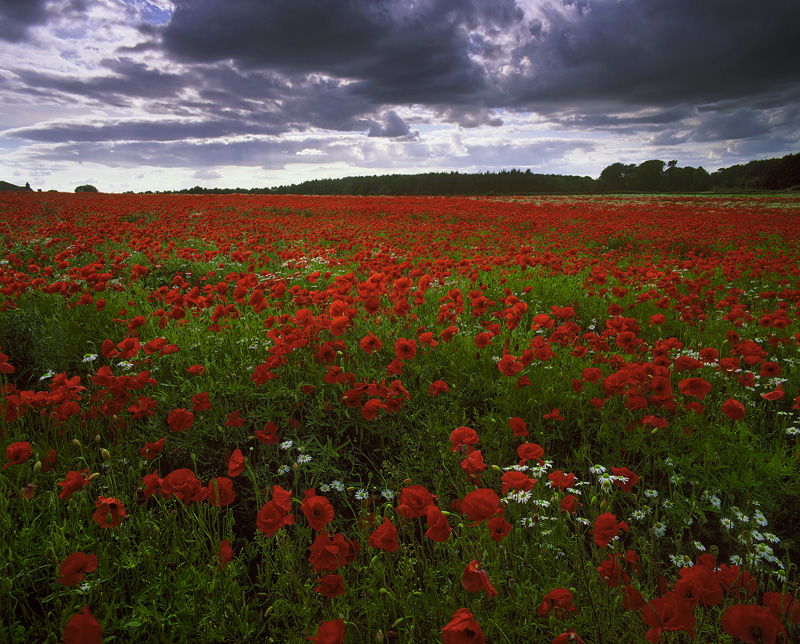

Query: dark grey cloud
[367,111,417,139]
[506,0,800,111]
[14,57,185,108]
[0,0,49,41]
[162,0,523,105]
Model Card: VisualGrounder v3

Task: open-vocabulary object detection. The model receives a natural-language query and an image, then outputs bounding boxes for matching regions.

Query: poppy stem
[574,527,603,644]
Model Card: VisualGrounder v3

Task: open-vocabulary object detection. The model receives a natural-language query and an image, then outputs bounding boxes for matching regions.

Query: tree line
[160,152,798,196]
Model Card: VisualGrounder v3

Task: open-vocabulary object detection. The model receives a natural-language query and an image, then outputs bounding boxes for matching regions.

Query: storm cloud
[0,0,798,191]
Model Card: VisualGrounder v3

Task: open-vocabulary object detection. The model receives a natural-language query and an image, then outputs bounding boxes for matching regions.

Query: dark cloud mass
[1,0,799,189]
[0,0,49,41]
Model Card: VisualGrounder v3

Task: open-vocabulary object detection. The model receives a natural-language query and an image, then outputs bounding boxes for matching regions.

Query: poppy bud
[88,472,100,481]
[391,618,405,627]
[338,614,345,621]
[95,435,101,444]
[376,630,385,643]
[72,439,81,447]
[100,449,110,462]
[491,465,501,472]
[33,461,42,472]
[600,498,608,509]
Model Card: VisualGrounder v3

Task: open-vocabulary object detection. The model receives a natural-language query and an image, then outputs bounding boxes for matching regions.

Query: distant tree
[75,184,98,193]
[597,162,635,191]
[629,160,666,191]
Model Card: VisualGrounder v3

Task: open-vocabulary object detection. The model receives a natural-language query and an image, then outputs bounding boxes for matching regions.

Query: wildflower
[63,606,102,644]
[297,454,312,464]
[462,561,497,598]
[58,553,98,586]
[442,608,485,644]
[92,496,127,528]
[280,440,294,450]
[355,489,369,501]
[537,588,577,618]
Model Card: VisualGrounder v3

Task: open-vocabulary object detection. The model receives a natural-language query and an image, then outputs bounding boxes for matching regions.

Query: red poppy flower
[255,421,279,444]
[517,442,544,466]
[429,379,449,396]
[424,506,452,542]
[217,540,233,569]
[140,438,165,460]
[58,552,98,586]
[315,574,346,598]
[308,618,345,644]
[185,364,205,376]
[722,398,745,420]
[225,410,244,427]
[593,512,629,548]
[450,426,479,453]
[460,450,486,480]
[474,332,492,349]
[508,417,528,438]
[397,484,436,519]
[207,477,236,507]
[717,564,757,599]
[161,469,207,506]
[369,517,399,552]
[308,532,358,571]
[359,332,383,354]
[678,377,712,400]
[228,449,245,477]
[167,408,194,432]
[93,496,127,528]
[721,603,786,644]
[548,470,575,491]
[3,441,31,470]
[610,466,639,493]
[362,397,384,420]
[560,494,579,515]
[460,488,500,525]
[257,487,295,538]
[641,591,696,643]
[552,630,585,644]
[761,383,784,401]
[63,606,102,644]
[301,489,335,532]
[537,588,577,618]
[501,471,536,495]
[442,608,485,644]
[191,392,212,411]
[674,564,722,608]
[487,516,512,543]
[462,560,497,598]
[394,337,417,361]
[763,591,800,624]
[597,554,630,588]
[58,469,91,500]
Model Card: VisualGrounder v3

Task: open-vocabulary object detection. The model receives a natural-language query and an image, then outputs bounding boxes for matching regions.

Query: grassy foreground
[0,192,799,643]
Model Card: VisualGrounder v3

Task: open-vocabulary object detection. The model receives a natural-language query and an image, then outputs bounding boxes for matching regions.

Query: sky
[1,0,799,193]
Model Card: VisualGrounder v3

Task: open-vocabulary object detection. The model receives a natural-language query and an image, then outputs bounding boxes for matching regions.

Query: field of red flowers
[1,192,799,643]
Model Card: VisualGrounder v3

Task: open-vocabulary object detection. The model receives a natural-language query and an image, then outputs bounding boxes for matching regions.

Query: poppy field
[1,191,799,643]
